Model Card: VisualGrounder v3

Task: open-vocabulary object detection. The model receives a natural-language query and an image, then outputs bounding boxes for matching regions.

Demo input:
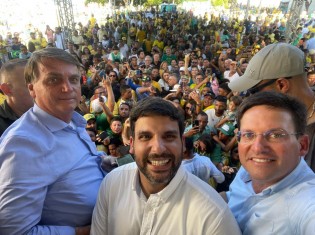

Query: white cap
[91,96,107,113]
[170,84,180,92]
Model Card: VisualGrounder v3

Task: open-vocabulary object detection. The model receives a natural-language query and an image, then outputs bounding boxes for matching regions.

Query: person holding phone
[184,111,211,142]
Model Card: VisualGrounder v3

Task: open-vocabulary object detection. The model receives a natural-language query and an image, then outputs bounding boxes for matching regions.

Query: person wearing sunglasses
[222,91,315,235]
[228,43,315,173]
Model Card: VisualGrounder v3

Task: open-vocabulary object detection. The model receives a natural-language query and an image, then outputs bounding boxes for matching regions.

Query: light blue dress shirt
[0,104,104,235]
[227,159,315,235]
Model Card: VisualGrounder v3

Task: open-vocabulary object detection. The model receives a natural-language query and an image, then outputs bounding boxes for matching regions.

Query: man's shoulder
[205,107,215,114]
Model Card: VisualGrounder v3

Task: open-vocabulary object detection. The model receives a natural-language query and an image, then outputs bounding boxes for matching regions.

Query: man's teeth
[150,159,169,166]
[252,158,272,163]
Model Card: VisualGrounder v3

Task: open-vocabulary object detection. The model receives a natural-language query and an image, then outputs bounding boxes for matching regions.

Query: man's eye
[70,77,80,83]
[165,134,176,140]
[138,135,150,140]
[47,77,59,84]
[243,132,255,140]
[267,131,285,139]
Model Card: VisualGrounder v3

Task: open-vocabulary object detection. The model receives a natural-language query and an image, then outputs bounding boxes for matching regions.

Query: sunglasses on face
[247,77,293,95]
[247,79,277,95]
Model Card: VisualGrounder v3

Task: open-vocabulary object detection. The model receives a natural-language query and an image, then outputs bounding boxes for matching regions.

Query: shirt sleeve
[126,78,140,91]
[209,160,225,183]
[205,206,242,235]
[0,136,76,235]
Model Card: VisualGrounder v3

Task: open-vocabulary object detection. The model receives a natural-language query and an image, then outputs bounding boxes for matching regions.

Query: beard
[137,152,182,185]
[215,109,225,116]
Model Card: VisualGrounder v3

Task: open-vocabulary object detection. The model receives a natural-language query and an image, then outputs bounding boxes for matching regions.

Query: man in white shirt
[91,97,241,235]
[182,137,225,183]
[224,61,240,81]
[72,30,84,51]
[205,95,227,129]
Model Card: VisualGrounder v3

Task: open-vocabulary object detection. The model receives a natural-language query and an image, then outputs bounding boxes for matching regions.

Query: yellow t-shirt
[152,40,164,51]
[308,26,315,34]
[0,93,6,104]
[0,41,7,54]
[136,30,146,43]
[203,105,214,112]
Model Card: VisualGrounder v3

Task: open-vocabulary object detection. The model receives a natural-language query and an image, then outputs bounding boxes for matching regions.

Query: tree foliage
[85,0,184,6]
[211,0,229,8]
[85,0,107,5]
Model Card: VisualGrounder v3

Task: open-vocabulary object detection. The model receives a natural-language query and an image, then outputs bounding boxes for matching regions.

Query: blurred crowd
[2,6,315,189]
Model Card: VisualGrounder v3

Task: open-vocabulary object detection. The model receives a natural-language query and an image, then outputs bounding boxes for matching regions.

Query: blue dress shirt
[227,159,315,235]
[0,104,104,235]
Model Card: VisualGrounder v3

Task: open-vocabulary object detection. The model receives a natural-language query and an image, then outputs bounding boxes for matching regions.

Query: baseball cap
[179,67,185,72]
[218,123,235,136]
[84,113,96,121]
[139,61,145,67]
[143,69,151,75]
[204,91,216,99]
[141,76,151,82]
[228,43,305,92]
[170,84,180,92]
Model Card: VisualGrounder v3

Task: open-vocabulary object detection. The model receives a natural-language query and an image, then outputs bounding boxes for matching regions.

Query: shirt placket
[140,194,160,235]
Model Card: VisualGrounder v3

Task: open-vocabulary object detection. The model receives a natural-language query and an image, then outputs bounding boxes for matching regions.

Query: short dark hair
[219,82,231,93]
[198,134,215,153]
[110,116,123,124]
[93,85,104,94]
[237,91,307,135]
[25,47,81,84]
[120,84,131,94]
[215,95,227,104]
[129,97,185,137]
[0,59,28,83]
[197,111,208,119]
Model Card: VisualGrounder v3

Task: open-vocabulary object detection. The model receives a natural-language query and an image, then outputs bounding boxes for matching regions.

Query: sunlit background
[0,0,313,43]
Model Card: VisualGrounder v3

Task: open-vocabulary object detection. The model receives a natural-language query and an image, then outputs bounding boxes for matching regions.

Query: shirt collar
[33,104,86,132]
[132,164,185,202]
[240,158,311,195]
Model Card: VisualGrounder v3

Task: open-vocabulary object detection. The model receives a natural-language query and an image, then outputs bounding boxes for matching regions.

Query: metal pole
[244,0,250,20]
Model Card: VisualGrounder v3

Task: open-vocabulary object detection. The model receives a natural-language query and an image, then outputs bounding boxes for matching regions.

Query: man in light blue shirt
[223,91,315,234]
[0,48,104,235]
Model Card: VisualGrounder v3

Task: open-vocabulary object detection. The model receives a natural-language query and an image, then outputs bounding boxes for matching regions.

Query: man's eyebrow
[45,72,80,78]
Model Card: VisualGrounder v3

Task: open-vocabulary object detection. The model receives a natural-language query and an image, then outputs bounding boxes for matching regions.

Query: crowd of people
[1,5,315,235]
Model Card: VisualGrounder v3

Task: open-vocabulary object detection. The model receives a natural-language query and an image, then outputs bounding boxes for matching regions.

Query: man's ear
[275,78,290,93]
[28,83,36,98]
[0,83,12,96]
[129,136,134,154]
[299,134,309,157]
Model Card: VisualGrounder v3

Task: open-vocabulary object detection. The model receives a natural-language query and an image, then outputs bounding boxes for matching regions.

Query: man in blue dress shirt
[0,48,104,235]
[223,91,315,234]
